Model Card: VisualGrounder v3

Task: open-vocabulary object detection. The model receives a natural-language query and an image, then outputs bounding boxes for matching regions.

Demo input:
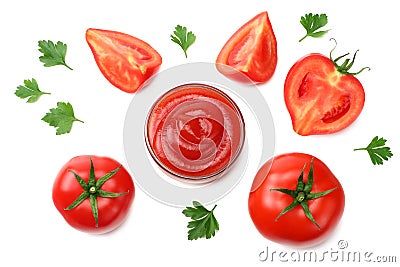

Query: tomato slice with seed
[284,54,365,135]
[216,11,277,83]
[86,28,162,93]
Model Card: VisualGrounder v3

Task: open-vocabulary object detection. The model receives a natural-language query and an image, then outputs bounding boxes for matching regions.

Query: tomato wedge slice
[284,54,365,135]
[216,11,277,83]
[86,28,162,93]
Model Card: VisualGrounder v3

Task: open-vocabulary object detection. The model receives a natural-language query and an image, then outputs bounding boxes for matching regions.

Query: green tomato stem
[64,156,129,228]
[296,192,306,202]
[270,158,338,230]
[329,38,370,75]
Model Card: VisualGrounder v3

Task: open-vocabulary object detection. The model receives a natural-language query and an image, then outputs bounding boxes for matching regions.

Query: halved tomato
[86,28,162,93]
[216,11,277,83]
[284,41,369,135]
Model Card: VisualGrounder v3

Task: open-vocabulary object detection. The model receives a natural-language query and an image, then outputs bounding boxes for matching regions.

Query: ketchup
[146,84,245,182]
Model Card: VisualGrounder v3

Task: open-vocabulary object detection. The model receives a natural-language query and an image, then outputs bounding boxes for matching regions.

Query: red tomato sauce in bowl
[145,83,245,183]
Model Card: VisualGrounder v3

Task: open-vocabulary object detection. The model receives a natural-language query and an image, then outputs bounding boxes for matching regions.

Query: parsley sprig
[15,78,50,103]
[38,40,73,70]
[171,25,196,58]
[299,13,329,42]
[354,136,393,165]
[42,102,83,135]
[182,201,219,240]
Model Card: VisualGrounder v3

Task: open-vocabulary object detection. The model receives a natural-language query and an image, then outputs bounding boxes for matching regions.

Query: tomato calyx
[270,158,338,229]
[64,157,129,227]
[329,38,370,75]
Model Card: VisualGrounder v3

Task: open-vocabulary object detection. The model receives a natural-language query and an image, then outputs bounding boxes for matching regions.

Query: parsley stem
[353,148,366,151]
[299,35,308,42]
[64,63,73,71]
[211,204,217,212]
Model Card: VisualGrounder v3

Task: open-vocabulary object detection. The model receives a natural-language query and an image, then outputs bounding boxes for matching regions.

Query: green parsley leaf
[299,13,329,42]
[354,136,393,165]
[42,102,83,135]
[182,201,219,240]
[170,25,196,58]
[38,40,73,70]
[15,78,50,103]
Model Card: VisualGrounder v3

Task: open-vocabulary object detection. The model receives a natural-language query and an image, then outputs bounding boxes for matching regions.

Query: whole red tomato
[284,39,369,135]
[86,28,162,93]
[53,155,135,234]
[248,153,345,247]
[216,11,277,83]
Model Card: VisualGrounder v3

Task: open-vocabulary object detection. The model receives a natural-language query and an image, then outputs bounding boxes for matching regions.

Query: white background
[1,0,399,266]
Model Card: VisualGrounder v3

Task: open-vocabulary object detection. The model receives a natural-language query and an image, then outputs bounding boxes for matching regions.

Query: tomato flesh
[249,153,345,247]
[216,11,277,83]
[284,54,365,135]
[86,28,162,93]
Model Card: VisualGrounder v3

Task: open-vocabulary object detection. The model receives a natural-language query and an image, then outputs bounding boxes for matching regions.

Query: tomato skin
[284,54,365,135]
[52,155,135,234]
[248,153,345,248]
[86,28,162,93]
[216,11,277,83]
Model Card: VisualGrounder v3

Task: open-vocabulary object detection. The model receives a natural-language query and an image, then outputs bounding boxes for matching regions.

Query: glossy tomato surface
[86,28,162,93]
[52,155,135,234]
[249,153,345,248]
[284,54,365,135]
[216,11,277,83]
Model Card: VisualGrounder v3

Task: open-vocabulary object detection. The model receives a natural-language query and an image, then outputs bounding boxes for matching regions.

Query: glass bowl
[145,83,245,184]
